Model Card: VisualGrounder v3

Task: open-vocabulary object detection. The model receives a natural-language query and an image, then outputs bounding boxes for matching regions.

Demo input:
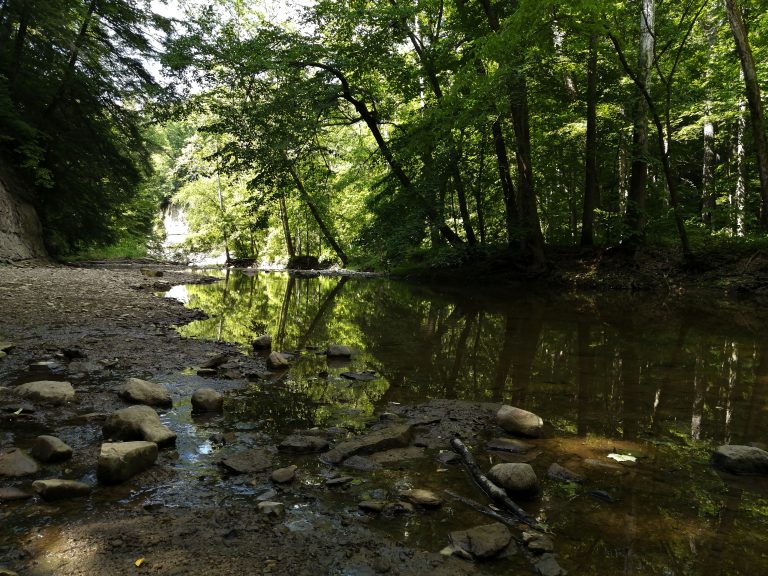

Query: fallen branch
[450,437,539,528]
[444,489,518,528]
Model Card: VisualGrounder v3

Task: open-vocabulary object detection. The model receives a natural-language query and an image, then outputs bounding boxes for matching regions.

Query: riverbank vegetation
[3,0,768,273]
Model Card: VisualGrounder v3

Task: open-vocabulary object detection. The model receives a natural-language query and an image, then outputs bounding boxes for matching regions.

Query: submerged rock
[267,351,290,369]
[342,455,381,471]
[0,486,33,501]
[257,501,285,518]
[279,435,330,454]
[486,437,535,453]
[326,344,352,358]
[252,335,272,350]
[30,435,73,463]
[321,424,413,465]
[325,476,354,487]
[487,463,539,499]
[0,341,14,352]
[103,405,176,447]
[271,465,297,484]
[399,488,443,508]
[15,380,75,405]
[32,479,91,500]
[382,501,415,515]
[118,378,172,408]
[0,448,39,477]
[534,553,568,576]
[547,463,584,484]
[497,405,543,437]
[449,523,513,560]
[712,445,768,475]
[340,371,376,381]
[220,448,273,474]
[97,441,158,484]
[358,500,387,513]
[191,388,223,413]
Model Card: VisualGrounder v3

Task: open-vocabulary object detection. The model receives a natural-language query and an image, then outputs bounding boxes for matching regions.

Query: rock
[342,455,381,471]
[97,441,158,484]
[487,463,539,499]
[358,500,387,513]
[271,465,297,484]
[0,341,14,352]
[382,501,415,515]
[0,351,5,359]
[140,268,163,277]
[438,451,459,465]
[191,388,223,413]
[0,448,39,477]
[547,463,584,483]
[32,479,91,500]
[29,435,73,463]
[326,344,353,358]
[534,553,567,576]
[523,531,554,554]
[587,489,615,503]
[340,371,376,381]
[257,489,278,501]
[369,446,426,465]
[267,351,290,369]
[103,405,176,447]
[200,354,228,369]
[486,438,535,453]
[0,486,33,501]
[0,568,19,576]
[449,523,513,560]
[279,435,329,454]
[712,445,768,475]
[583,459,627,476]
[399,488,442,508]
[252,335,272,350]
[220,448,273,474]
[196,368,217,377]
[118,378,172,408]
[497,405,543,437]
[321,424,414,465]
[257,501,285,517]
[15,380,75,405]
[325,476,354,487]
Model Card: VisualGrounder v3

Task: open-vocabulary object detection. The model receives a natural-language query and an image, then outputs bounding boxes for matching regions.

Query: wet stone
[321,424,414,465]
[32,479,91,500]
[267,351,290,370]
[191,388,223,413]
[257,489,278,501]
[583,459,627,476]
[30,435,73,463]
[325,476,354,487]
[358,500,387,513]
[220,448,273,474]
[326,344,353,358]
[547,463,584,484]
[486,438,535,453]
[0,486,33,501]
[523,531,555,554]
[118,378,172,408]
[0,341,14,352]
[279,435,330,454]
[382,501,415,516]
[252,335,272,350]
[271,465,297,484]
[196,368,217,377]
[97,441,158,484]
[342,455,381,471]
[487,463,539,499]
[369,446,426,465]
[340,371,376,382]
[712,445,768,475]
[257,501,285,518]
[200,353,228,369]
[0,448,39,477]
[15,380,75,405]
[438,451,459,465]
[496,405,543,438]
[534,553,567,576]
[103,405,176,447]
[399,489,442,508]
[449,523,513,560]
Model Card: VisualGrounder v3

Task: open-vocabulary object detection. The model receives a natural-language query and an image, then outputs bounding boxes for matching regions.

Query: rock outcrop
[0,170,47,261]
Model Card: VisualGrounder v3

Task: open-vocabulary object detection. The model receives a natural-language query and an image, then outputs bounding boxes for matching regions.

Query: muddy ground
[0,263,533,576]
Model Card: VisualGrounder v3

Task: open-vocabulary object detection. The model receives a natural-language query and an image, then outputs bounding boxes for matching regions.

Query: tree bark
[279,194,295,258]
[581,33,599,249]
[491,119,519,242]
[733,99,747,236]
[726,0,768,230]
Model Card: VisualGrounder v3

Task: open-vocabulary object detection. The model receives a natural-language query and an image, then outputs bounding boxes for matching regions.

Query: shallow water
[168,270,768,575]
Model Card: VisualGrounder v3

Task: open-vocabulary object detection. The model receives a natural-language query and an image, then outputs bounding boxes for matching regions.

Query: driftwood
[444,489,518,528]
[450,437,538,528]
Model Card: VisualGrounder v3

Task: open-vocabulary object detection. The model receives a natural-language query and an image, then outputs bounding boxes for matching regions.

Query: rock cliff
[0,168,47,261]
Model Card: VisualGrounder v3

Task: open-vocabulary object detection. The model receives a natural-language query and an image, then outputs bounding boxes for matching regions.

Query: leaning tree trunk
[725,0,768,230]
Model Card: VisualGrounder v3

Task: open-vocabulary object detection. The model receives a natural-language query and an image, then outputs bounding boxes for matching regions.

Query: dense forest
[2,0,768,270]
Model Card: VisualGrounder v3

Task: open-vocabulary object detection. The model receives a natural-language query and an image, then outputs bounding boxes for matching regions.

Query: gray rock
[326,344,352,358]
[712,445,768,475]
[0,486,33,501]
[271,465,297,484]
[267,351,290,369]
[253,335,272,350]
[497,405,543,437]
[257,489,278,501]
[32,479,91,500]
[534,553,568,576]
[547,463,584,483]
[486,437,535,453]
[199,354,228,369]
[0,341,14,352]
[97,441,158,484]
[342,455,381,471]
[0,448,39,477]
[523,531,555,553]
[438,451,459,465]
[257,501,285,517]
[369,446,426,465]
[449,523,513,560]
[382,501,415,515]
[358,500,387,513]
[15,380,75,405]
[321,424,414,465]
[118,378,172,408]
[279,435,329,454]
[487,463,539,499]
[0,350,5,359]
[220,448,273,474]
[399,488,442,508]
[103,405,176,447]
[325,476,354,486]
[340,371,376,381]
[30,435,73,463]
[191,388,223,413]
[582,459,627,476]
[140,268,163,277]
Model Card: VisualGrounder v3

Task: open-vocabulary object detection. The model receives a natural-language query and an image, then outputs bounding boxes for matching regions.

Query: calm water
[166,270,768,575]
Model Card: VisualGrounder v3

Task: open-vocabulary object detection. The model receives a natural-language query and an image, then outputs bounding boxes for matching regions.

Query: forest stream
[2,267,768,575]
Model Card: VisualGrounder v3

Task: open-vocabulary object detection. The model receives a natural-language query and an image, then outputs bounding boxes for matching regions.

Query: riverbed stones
[496,405,543,437]
[267,351,290,369]
[399,489,442,508]
[118,378,172,408]
[257,501,285,518]
[220,448,273,474]
[487,463,539,499]
[271,465,297,484]
[15,380,75,405]
[97,441,158,484]
[0,486,32,501]
[103,405,176,447]
[279,435,329,454]
[321,424,414,465]
[712,444,768,475]
[191,388,223,413]
[449,523,513,560]
[29,435,73,463]
[0,448,39,477]
[547,462,584,484]
[252,335,272,350]
[32,479,91,500]
[325,344,352,358]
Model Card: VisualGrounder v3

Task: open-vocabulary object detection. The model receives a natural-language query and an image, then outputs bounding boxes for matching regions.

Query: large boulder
[118,378,172,408]
[448,523,512,560]
[97,441,158,484]
[0,448,39,477]
[321,424,414,465]
[103,405,176,447]
[487,463,539,499]
[15,380,75,405]
[712,445,768,475]
[496,405,543,437]
[30,435,73,463]
[326,344,352,358]
[32,479,91,500]
[191,388,223,413]
[279,435,330,454]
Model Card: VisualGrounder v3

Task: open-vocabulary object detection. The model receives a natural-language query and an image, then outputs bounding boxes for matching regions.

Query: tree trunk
[473,129,487,244]
[491,119,519,242]
[726,0,768,230]
[733,99,747,236]
[279,194,295,258]
[581,33,599,249]
[702,116,715,227]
